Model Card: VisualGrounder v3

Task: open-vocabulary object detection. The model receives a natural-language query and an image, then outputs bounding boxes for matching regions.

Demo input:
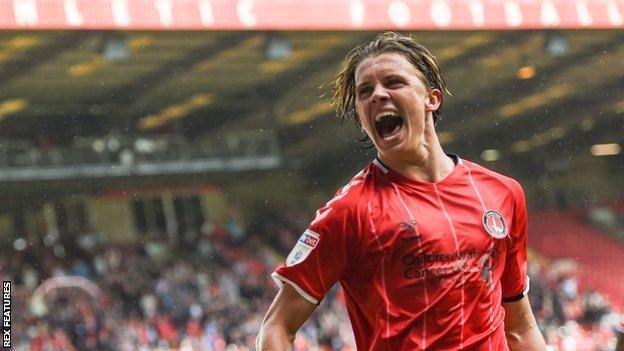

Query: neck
[378,120,455,183]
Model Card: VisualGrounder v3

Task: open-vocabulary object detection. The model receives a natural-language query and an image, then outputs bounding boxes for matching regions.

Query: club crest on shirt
[286,230,320,267]
[482,209,508,239]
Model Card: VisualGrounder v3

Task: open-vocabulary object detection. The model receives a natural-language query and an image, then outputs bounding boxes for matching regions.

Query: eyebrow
[384,74,404,81]
[356,73,404,89]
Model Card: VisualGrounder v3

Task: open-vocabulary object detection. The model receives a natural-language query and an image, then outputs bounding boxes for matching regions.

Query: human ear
[424,89,442,112]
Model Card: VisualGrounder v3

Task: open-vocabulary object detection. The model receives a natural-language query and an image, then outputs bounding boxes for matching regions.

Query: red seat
[528,210,624,310]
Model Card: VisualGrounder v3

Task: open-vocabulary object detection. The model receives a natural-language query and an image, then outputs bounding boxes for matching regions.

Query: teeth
[374,111,400,121]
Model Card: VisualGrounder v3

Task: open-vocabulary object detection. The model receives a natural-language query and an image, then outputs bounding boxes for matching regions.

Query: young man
[257,32,546,350]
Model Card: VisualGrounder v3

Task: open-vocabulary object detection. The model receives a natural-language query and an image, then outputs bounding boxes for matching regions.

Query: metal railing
[0,131,281,181]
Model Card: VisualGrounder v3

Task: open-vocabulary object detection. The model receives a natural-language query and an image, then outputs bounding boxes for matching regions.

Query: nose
[371,84,389,103]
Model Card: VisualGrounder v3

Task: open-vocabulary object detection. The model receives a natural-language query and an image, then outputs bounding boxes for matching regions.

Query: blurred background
[1,0,623,350]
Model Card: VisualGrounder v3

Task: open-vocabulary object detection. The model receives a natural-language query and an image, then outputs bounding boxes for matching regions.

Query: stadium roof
[0,29,622,206]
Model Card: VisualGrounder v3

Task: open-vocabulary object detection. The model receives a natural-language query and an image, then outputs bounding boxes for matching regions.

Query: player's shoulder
[322,161,381,211]
[308,163,377,230]
[460,157,524,197]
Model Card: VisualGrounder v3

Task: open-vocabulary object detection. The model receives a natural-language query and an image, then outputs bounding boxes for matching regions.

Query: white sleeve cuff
[271,272,319,305]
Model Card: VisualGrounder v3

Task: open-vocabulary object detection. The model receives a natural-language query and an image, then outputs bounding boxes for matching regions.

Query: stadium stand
[528,210,624,312]
[0,4,622,351]
[5,207,623,351]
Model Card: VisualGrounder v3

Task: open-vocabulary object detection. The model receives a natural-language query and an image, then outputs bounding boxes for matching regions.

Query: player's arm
[503,295,546,351]
[256,283,317,351]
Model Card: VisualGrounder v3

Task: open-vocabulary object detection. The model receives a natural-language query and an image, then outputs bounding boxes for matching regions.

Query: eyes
[356,77,406,99]
[356,86,373,97]
[387,78,404,87]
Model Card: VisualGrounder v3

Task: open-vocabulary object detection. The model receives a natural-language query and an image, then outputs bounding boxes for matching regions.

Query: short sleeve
[501,181,529,302]
[272,194,363,305]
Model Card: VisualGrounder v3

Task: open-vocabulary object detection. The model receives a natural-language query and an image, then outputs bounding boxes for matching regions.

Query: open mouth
[374,112,404,140]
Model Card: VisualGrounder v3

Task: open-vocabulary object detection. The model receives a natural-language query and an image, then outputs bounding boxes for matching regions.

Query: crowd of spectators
[3,210,623,350]
[527,257,622,350]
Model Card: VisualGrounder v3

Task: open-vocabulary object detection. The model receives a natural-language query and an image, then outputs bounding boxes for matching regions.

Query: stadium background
[0,0,623,350]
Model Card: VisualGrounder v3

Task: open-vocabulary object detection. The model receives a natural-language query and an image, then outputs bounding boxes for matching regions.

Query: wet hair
[330,31,450,127]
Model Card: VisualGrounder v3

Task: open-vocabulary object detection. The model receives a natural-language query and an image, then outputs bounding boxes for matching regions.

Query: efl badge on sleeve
[482,210,508,239]
[286,230,320,266]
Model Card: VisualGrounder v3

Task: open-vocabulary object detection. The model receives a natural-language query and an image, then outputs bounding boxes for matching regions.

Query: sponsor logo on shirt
[398,220,422,242]
[402,248,479,281]
[481,248,500,285]
[286,230,320,267]
[401,247,501,286]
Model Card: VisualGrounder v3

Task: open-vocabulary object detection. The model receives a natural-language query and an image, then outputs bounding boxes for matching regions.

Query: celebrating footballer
[257,32,547,351]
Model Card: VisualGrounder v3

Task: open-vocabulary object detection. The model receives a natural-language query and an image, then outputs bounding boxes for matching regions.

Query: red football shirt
[273,156,529,350]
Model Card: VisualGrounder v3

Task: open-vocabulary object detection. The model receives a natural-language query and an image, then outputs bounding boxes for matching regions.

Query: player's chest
[364,186,514,255]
